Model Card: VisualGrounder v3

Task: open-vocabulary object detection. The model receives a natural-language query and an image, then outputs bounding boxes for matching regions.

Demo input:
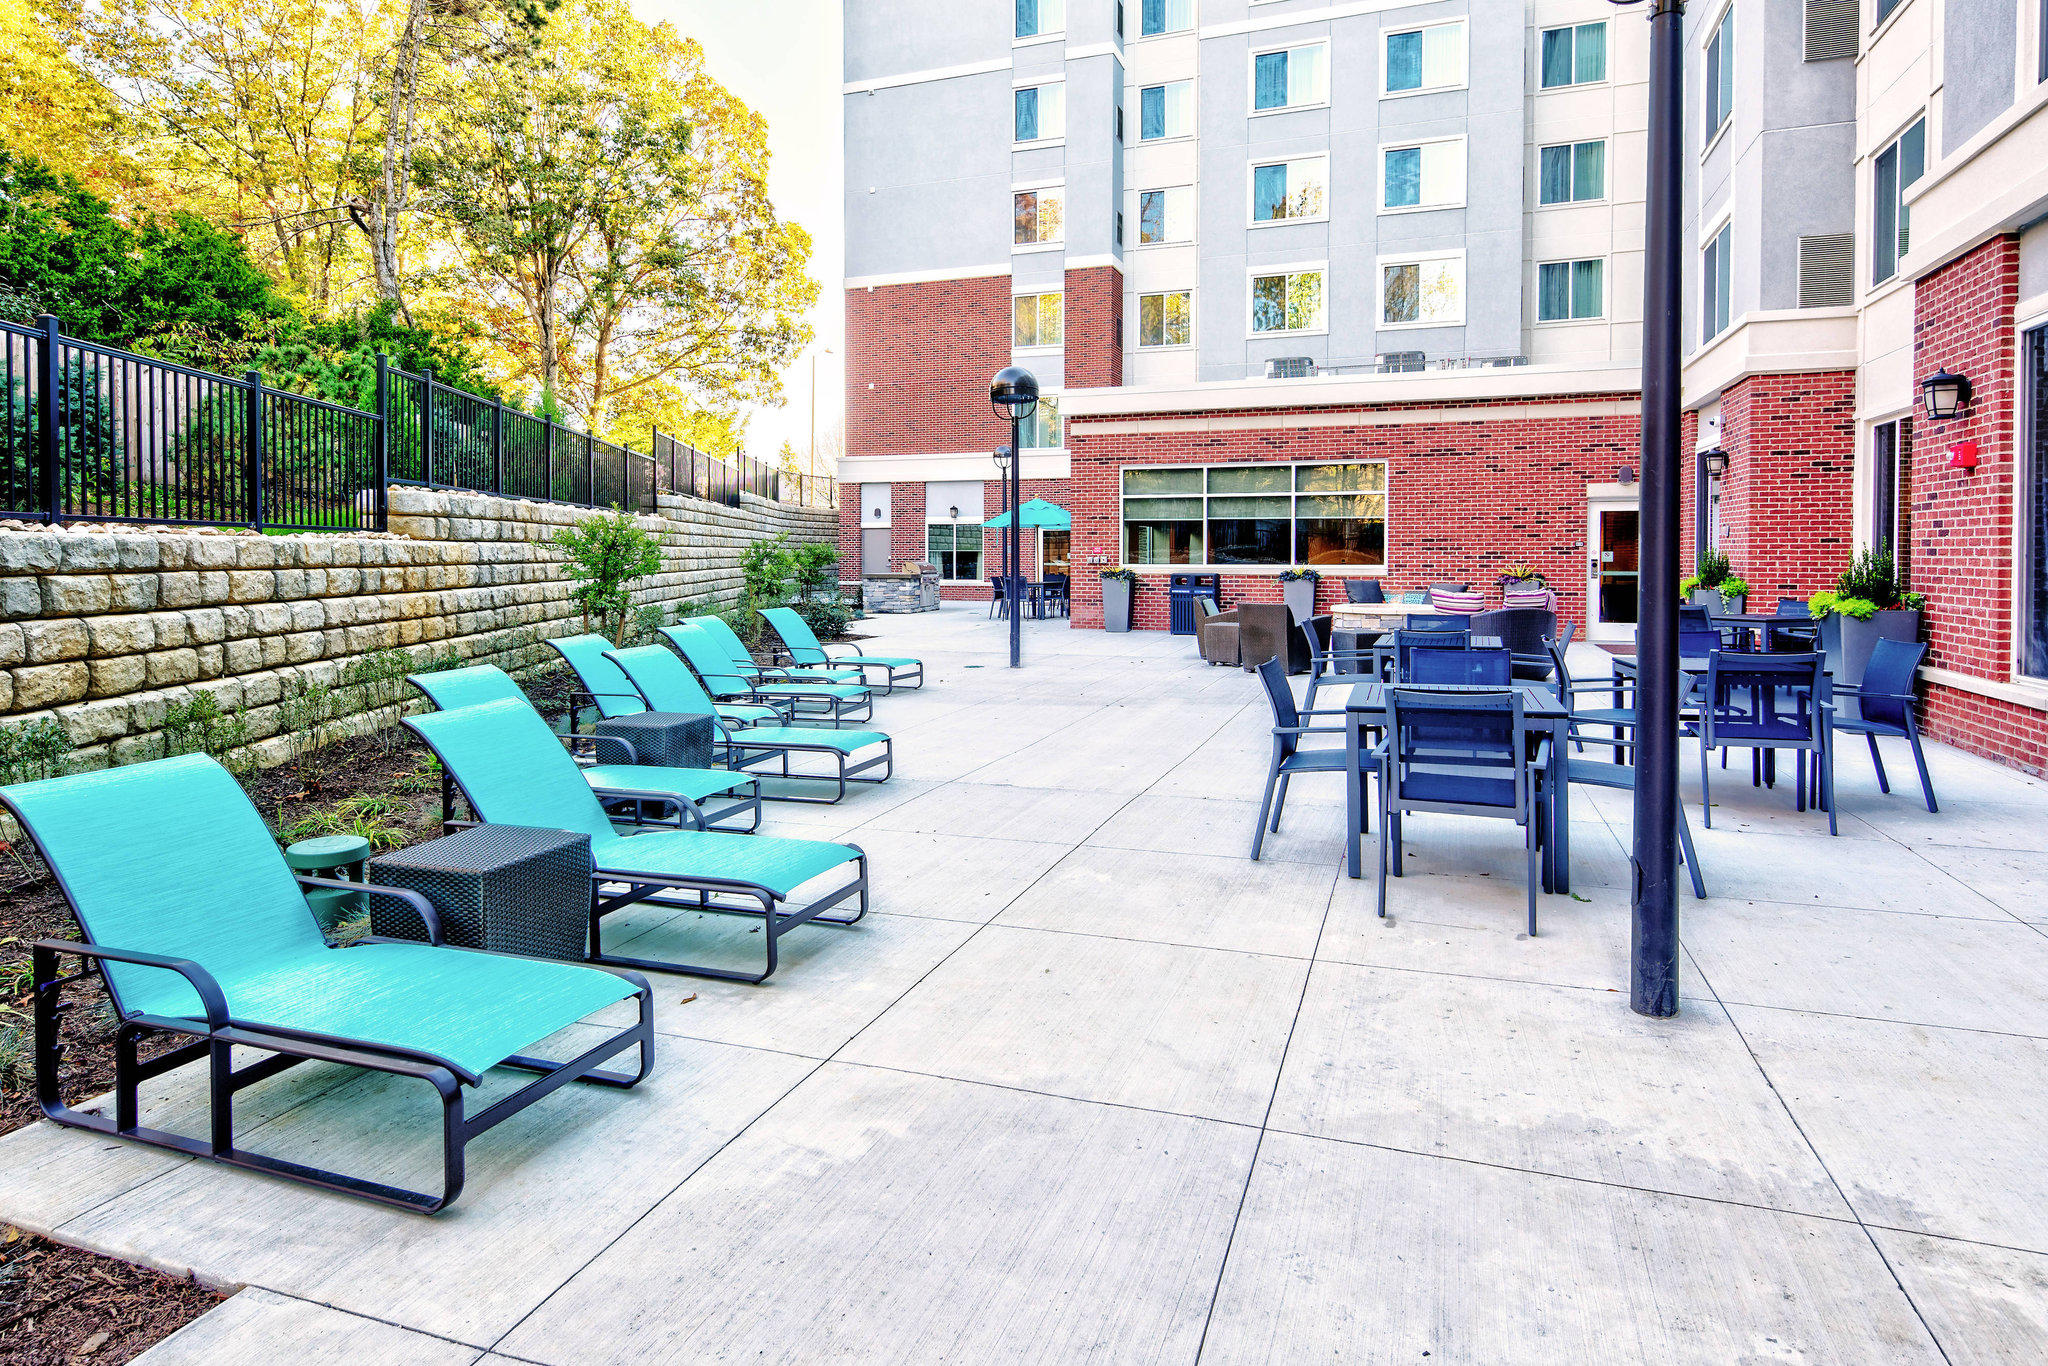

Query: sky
[635,0,844,473]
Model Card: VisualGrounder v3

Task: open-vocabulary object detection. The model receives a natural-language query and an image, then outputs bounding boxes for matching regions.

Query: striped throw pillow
[1503,588,1552,610]
[1431,588,1485,614]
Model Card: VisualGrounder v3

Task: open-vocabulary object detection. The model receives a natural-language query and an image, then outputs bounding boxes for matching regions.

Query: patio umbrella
[983,497,1070,530]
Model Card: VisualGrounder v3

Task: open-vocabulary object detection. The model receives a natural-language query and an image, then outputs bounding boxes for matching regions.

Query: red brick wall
[846,276,1012,459]
[1905,233,2048,774]
[1713,371,1857,601]
[1065,394,1642,631]
[1065,266,1124,390]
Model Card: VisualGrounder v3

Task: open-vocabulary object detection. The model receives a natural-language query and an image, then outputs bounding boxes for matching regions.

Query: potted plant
[1498,564,1547,593]
[1807,547,1923,686]
[1278,566,1320,623]
[1717,576,1749,615]
[1100,566,1137,633]
[1681,549,1733,610]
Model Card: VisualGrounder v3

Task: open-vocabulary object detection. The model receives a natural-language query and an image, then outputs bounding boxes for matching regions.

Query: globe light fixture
[1921,368,1972,422]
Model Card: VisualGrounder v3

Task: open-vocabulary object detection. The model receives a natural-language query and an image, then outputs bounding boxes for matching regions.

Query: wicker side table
[593,711,714,769]
[368,825,594,961]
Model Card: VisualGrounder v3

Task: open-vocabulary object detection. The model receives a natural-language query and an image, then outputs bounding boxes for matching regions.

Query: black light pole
[1617,0,1685,1018]
[991,367,1038,670]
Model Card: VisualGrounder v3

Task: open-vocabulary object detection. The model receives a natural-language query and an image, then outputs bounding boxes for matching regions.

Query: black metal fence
[0,314,834,531]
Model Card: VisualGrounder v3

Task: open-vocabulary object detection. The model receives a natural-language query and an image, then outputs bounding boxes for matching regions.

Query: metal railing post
[244,369,266,530]
[419,366,436,487]
[491,394,504,493]
[373,353,391,532]
[34,314,60,521]
[543,412,555,498]
[584,429,595,506]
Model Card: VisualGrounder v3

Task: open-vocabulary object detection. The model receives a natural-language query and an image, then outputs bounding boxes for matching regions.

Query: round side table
[285,833,373,933]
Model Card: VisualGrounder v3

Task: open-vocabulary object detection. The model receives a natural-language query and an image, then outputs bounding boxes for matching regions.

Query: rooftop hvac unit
[1375,351,1424,374]
[1265,357,1317,379]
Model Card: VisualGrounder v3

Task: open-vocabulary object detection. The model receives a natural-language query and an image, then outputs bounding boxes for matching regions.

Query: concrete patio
[6,604,2048,1363]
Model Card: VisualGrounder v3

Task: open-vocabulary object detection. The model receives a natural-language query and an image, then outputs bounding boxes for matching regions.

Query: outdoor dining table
[1336,679,1573,893]
[1610,651,1836,783]
[1706,613,1820,651]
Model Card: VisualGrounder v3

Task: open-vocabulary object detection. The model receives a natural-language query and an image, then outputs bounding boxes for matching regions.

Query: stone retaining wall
[0,485,837,772]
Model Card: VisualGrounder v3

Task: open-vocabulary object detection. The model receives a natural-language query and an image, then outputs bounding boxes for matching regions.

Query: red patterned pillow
[1431,588,1486,614]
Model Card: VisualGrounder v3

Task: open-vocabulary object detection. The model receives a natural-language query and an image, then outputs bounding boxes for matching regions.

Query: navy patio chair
[1374,689,1551,934]
[1392,627,1472,682]
[1829,637,1937,812]
[1407,613,1469,631]
[1700,652,1836,833]
[1249,657,1356,860]
[1300,615,1382,708]
[1408,646,1512,686]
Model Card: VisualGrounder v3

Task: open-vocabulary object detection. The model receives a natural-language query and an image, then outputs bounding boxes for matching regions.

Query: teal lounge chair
[683,614,864,687]
[760,605,924,693]
[408,665,761,833]
[608,644,893,804]
[3,755,652,1214]
[659,623,873,725]
[407,700,868,982]
[547,632,786,731]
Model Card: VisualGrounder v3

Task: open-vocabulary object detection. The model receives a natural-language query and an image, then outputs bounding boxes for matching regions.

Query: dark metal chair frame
[1700,651,1837,834]
[1249,657,1358,860]
[6,810,656,1215]
[1829,637,1938,812]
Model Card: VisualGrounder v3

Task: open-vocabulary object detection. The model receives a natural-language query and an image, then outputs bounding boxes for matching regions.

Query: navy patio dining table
[1337,680,1574,893]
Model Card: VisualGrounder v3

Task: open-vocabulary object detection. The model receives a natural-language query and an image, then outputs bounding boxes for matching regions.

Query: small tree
[551,508,663,642]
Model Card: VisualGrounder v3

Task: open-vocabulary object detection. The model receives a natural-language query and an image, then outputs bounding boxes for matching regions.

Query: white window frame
[1246,154,1331,227]
[1020,391,1065,451]
[1014,0,1066,45]
[1701,3,1734,151]
[1871,113,1926,286]
[1535,257,1607,325]
[1012,79,1066,148]
[1135,0,1194,39]
[1012,180,1066,252]
[1376,249,1466,330]
[1377,135,1467,214]
[1248,39,1332,115]
[1537,20,1609,90]
[1245,263,1330,338]
[1699,211,1734,345]
[1135,288,1196,350]
[1118,459,1392,574]
[1132,184,1196,248]
[1380,18,1469,98]
[1136,78,1196,142]
[1012,290,1065,351]
[1535,138,1609,207]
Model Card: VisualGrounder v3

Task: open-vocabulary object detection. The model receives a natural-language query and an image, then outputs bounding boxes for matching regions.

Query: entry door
[1586,496,1641,642]
[1040,529,1071,578]
[861,528,892,576]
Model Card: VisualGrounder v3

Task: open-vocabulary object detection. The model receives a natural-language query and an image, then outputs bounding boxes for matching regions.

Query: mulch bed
[0,1231,220,1365]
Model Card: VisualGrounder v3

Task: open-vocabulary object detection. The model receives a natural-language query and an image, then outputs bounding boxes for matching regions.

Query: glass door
[1586,497,1640,642]
[1040,529,1071,579]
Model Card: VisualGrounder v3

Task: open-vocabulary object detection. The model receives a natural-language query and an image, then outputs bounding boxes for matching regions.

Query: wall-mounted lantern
[1921,368,1972,422]
[1617,464,1637,486]
[948,504,960,519]
[1701,447,1730,479]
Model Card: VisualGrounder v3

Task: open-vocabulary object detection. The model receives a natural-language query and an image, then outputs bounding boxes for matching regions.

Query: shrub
[625,601,669,645]
[0,717,72,785]
[1719,577,1750,599]
[277,793,411,851]
[551,509,663,643]
[789,541,841,601]
[161,693,254,774]
[341,648,416,752]
[276,675,335,771]
[739,535,798,604]
[792,596,853,641]
[1836,545,1902,607]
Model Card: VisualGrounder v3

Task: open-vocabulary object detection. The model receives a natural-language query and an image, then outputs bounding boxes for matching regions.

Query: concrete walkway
[6,605,2048,1362]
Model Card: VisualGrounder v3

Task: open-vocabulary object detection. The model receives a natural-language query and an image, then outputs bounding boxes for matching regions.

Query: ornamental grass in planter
[1808,547,1923,687]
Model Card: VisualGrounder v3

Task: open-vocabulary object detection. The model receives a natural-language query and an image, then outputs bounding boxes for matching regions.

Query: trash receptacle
[1168,573,1221,635]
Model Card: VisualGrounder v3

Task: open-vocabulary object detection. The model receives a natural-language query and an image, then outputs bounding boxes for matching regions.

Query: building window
[1538,140,1606,204]
[1870,418,1904,555]
[1384,21,1466,95]
[1122,462,1387,567]
[1702,222,1732,342]
[1540,21,1606,87]
[1137,186,1194,244]
[1137,290,1192,348]
[2024,324,2048,678]
[1537,259,1604,322]
[1249,268,1326,335]
[1872,116,1926,284]
[1013,188,1064,246]
[1140,0,1192,37]
[1015,84,1064,142]
[1877,0,1906,22]
[1381,253,1463,328]
[1013,292,1064,348]
[1021,394,1063,450]
[1139,80,1194,139]
[1381,138,1465,211]
[1016,0,1064,40]
[1704,7,1734,140]
[1251,157,1328,223]
[1253,42,1329,111]
[927,524,983,581]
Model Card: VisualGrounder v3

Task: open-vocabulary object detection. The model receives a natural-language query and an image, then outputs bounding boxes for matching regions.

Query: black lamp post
[1611,0,1685,1019]
[990,367,1038,669]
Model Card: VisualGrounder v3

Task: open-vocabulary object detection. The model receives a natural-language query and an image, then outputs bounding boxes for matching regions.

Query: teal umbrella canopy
[983,498,1071,530]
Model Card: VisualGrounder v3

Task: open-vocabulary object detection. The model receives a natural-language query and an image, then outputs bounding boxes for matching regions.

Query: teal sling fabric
[408,663,526,711]
[3,755,633,1080]
[760,606,920,670]
[547,635,648,719]
[660,624,867,703]
[687,615,860,683]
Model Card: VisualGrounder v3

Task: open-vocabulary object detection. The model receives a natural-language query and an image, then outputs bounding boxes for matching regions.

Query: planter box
[1281,578,1318,625]
[1720,592,1746,615]
[1828,609,1921,688]
[1103,577,1134,633]
[1688,587,1723,611]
